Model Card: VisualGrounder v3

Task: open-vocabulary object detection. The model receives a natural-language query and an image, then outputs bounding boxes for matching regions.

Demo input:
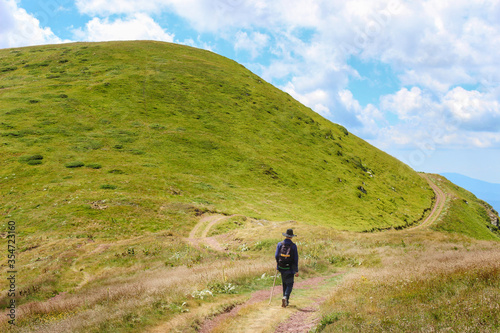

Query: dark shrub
[86,163,102,169]
[65,161,85,168]
[19,154,43,163]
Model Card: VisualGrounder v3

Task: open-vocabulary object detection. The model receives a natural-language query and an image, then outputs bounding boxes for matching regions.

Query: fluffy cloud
[234,31,269,59]
[380,87,432,120]
[283,81,333,119]
[443,87,500,132]
[373,86,500,150]
[73,13,174,42]
[0,0,65,48]
[74,0,269,31]
[338,89,385,138]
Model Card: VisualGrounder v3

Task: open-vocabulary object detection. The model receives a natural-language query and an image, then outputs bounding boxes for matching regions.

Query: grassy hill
[1,40,433,235]
[1,41,499,332]
[430,174,500,240]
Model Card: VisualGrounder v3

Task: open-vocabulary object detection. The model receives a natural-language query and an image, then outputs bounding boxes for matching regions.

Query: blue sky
[2,0,500,183]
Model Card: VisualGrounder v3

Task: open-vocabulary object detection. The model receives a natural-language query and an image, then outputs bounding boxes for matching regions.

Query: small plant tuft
[65,161,85,168]
[101,184,117,190]
[19,154,43,162]
[86,163,102,169]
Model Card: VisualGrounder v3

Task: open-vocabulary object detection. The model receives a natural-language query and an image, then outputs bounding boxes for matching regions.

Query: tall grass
[318,236,500,332]
[0,258,272,332]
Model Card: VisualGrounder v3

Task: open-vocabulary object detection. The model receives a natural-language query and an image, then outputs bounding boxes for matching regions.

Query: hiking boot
[282,297,287,308]
[285,298,289,307]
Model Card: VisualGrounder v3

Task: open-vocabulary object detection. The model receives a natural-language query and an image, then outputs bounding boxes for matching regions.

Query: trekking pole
[268,270,278,305]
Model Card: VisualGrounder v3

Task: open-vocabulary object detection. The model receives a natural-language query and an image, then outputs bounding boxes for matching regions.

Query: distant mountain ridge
[441,173,500,212]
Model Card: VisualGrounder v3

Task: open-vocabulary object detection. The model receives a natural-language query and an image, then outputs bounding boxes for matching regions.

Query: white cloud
[443,87,500,131]
[283,81,333,118]
[73,13,174,42]
[75,0,165,16]
[75,0,269,31]
[373,86,500,150]
[0,0,66,49]
[380,87,431,120]
[234,31,269,59]
[338,89,384,138]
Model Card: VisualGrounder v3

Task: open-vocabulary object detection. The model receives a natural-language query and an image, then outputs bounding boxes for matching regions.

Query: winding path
[410,174,447,230]
[199,273,345,333]
[186,214,236,251]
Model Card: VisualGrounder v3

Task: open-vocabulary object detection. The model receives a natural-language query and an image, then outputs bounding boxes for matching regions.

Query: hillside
[431,174,499,239]
[1,41,499,332]
[1,40,433,235]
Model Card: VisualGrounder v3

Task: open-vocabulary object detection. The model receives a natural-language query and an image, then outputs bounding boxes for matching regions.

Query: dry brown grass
[0,257,272,332]
[319,232,500,332]
[3,218,499,332]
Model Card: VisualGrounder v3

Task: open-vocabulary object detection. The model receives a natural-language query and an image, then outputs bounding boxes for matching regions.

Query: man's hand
[295,272,299,277]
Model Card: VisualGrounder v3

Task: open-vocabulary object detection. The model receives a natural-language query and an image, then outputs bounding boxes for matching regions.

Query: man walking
[275,229,299,308]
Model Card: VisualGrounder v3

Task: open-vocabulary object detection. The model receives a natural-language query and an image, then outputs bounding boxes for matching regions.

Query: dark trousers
[279,269,295,299]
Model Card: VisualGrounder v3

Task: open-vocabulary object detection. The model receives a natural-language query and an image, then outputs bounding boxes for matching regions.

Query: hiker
[275,229,299,308]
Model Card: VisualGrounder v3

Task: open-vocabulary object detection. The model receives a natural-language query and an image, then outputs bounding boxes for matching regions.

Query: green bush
[65,161,85,168]
[19,154,43,163]
[314,313,342,332]
[101,184,117,190]
[27,160,43,165]
[86,163,102,169]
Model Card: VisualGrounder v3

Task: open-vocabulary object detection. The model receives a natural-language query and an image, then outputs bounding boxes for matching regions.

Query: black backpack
[277,241,293,269]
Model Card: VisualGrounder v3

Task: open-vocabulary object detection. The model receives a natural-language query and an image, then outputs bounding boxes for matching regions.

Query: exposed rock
[487,208,499,227]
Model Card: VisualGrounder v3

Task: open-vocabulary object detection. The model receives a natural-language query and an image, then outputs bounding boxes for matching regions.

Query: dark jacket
[275,239,299,273]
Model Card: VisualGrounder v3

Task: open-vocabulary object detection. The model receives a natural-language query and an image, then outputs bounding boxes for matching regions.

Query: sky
[1,0,500,184]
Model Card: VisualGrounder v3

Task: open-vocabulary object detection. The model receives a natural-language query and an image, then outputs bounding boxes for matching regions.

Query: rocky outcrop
[487,207,499,227]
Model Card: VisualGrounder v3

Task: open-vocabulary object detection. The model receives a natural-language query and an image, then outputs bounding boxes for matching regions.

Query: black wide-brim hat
[282,229,296,237]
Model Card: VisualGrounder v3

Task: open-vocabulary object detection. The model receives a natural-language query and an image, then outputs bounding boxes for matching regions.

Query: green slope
[429,174,500,240]
[1,41,432,236]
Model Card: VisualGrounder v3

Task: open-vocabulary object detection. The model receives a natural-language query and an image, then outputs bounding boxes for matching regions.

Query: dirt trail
[199,273,345,333]
[410,174,447,230]
[186,214,235,251]
[70,255,91,290]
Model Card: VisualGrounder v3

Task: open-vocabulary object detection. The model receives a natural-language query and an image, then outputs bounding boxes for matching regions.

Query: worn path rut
[410,174,447,230]
[186,214,236,252]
